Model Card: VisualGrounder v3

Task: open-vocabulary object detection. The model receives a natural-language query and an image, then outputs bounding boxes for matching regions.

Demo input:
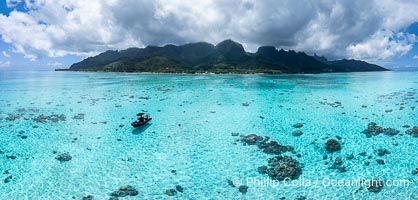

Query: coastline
[54,68,390,75]
[55,68,285,74]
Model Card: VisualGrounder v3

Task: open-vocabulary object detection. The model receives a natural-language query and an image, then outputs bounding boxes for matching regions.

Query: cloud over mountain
[0,0,417,61]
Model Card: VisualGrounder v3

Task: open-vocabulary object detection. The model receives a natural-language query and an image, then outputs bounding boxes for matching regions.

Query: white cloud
[46,62,62,67]
[347,30,414,60]
[6,0,23,8]
[0,60,11,68]
[413,55,418,59]
[2,51,10,58]
[0,0,418,62]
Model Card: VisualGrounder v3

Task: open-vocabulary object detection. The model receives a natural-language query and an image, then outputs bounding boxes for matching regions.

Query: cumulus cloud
[347,30,414,60]
[0,0,418,61]
[2,51,10,57]
[413,55,418,59]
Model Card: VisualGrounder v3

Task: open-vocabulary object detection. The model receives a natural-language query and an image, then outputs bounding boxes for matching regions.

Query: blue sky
[1,0,418,70]
[0,0,80,70]
[390,22,418,69]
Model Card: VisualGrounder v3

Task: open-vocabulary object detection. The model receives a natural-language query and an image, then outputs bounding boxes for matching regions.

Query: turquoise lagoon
[0,71,417,199]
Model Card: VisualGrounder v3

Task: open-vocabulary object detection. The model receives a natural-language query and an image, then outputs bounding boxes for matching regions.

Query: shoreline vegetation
[57,39,388,74]
[54,68,389,75]
[55,68,289,74]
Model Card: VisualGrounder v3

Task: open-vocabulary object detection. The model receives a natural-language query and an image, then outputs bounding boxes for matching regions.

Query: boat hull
[131,118,152,127]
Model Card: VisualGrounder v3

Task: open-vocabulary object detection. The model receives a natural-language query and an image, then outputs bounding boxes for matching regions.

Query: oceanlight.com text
[231,177,410,188]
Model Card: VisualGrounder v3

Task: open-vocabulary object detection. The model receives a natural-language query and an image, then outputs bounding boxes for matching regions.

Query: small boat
[131,113,152,127]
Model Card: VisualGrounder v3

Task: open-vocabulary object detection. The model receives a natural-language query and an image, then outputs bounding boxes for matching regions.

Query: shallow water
[0,71,417,199]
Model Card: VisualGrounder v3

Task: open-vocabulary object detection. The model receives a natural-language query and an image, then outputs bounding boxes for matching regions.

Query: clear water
[0,71,417,199]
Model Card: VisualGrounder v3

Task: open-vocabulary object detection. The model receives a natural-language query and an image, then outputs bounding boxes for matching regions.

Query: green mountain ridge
[61,39,388,73]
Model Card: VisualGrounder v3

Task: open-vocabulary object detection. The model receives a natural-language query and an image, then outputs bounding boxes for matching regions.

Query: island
[56,39,388,73]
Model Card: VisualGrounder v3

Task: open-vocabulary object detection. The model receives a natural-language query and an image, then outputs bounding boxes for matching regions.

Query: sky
[0,0,418,70]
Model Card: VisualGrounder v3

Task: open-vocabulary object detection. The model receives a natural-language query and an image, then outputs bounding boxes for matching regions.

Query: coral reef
[33,114,66,123]
[406,126,418,137]
[293,123,303,128]
[55,153,72,162]
[325,139,341,152]
[362,122,383,137]
[292,130,303,136]
[110,185,139,197]
[238,185,248,193]
[382,128,400,136]
[365,179,384,193]
[265,155,302,181]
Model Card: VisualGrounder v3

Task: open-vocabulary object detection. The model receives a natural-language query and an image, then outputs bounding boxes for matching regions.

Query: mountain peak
[216,39,238,45]
[256,46,278,54]
[216,39,245,56]
[216,39,243,48]
[66,40,388,73]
